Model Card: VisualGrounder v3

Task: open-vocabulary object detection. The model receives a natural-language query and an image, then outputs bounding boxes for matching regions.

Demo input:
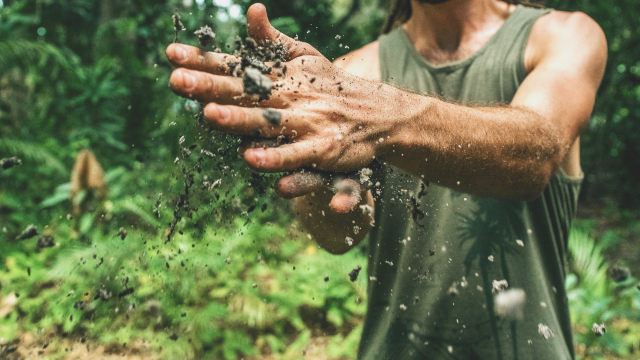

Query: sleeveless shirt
[358,5,582,360]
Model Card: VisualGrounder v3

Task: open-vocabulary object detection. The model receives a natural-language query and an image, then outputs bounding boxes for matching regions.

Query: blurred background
[0,0,639,359]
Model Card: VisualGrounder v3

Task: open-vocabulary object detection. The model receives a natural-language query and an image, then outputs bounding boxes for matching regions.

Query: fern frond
[0,138,67,175]
[0,41,80,77]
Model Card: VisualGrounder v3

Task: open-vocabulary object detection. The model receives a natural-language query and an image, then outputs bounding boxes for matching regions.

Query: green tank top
[359,5,582,360]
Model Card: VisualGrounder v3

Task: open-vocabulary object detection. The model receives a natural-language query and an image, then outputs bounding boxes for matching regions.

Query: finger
[243,140,323,173]
[274,171,329,199]
[204,103,297,137]
[329,179,362,214]
[170,68,244,104]
[166,43,239,75]
[246,3,323,59]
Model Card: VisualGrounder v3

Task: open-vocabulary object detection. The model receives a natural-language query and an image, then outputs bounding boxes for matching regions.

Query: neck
[404,0,513,55]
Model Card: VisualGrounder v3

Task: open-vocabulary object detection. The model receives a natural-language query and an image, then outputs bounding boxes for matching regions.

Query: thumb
[246,3,323,59]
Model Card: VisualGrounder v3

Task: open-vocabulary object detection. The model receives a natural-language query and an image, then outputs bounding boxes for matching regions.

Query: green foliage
[566,225,640,359]
[544,0,640,207]
[1,0,639,358]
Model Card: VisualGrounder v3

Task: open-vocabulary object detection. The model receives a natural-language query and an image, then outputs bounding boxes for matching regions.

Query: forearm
[379,92,567,200]
[292,189,374,255]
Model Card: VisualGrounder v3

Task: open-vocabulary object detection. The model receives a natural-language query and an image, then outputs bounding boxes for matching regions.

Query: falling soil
[194,26,215,47]
[1,157,22,170]
[592,323,606,337]
[36,235,55,249]
[607,265,630,283]
[15,224,38,241]
[348,265,362,282]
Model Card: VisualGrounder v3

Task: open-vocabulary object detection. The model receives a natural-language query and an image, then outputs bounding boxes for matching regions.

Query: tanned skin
[166,0,607,254]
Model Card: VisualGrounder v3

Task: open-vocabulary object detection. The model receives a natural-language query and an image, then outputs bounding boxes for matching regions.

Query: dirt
[243,67,273,100]
[194,26,215,47]
[15,224,38,241]
[0,157,22,170]
[606,265,630,282]
[225,36,288,100]
[262,109,282,126]
[592,323,606,337]
[36,235,55,249]
[0,332,158,360]
[171,10,184,43]
[116,227,128,240]
[348,265,362,282]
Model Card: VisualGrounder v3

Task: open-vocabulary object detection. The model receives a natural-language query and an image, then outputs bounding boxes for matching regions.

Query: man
[166,0,606,358]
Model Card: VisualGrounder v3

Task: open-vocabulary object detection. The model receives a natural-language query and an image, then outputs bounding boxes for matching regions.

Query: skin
[166,0,607,254]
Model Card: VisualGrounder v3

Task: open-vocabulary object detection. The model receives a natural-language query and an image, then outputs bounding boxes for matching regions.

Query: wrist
[374,89,435,162]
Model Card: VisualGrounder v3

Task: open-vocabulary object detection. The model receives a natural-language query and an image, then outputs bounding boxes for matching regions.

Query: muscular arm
[379,12,606,200]
[166,6,606,252]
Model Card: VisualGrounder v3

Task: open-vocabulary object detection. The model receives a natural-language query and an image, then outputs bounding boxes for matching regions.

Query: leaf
[0,138,67,175]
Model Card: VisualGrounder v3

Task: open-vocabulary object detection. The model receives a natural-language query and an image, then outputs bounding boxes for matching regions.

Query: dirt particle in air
[15,224,38,241]
[36,235,55,249]
[118,288,134,298]
[592,323,606,337]
[194,26,215,47]
[348,265,362,282]
[0,157,22,170]
[172,10,184,42]
[263,109,282,126]
[492,279,509,293]
[494,288,526,320]
[607,265,630,282]
[447,283,459,296]
[117,227,128,240]
[324,276,329,282]
[538,323,554,340]
[169,333,179,341]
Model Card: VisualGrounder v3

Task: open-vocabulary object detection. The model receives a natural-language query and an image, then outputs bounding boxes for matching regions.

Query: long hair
[380,0,545,35]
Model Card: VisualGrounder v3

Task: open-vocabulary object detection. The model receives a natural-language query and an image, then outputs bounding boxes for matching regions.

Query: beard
[415,0,452,4]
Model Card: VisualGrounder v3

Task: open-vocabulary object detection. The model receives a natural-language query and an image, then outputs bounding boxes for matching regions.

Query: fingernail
[181,71,194,89]
[174,44,187,61]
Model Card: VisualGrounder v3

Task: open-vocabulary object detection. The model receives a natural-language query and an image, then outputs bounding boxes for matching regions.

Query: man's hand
[167,3,395,213]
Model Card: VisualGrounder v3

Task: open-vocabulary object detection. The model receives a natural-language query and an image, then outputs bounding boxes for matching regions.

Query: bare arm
[377,12,606,200]
[165,7,606,250]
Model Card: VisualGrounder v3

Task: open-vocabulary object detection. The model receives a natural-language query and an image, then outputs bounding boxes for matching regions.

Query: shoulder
[332,41,380,81]
[525,10,607,75]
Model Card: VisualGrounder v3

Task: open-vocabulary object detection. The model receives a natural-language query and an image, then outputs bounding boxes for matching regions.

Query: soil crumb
[36,235,55,249]
[538,323,554,340]
[243,67,273,100]
[117,227,128,240]
[607,265,630,282]
[592,323,606,337]
[1,157,22,170]
[194,26,215,47]
[348,265,362,282]
[262,109,282,126]
[15,224,38,241]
